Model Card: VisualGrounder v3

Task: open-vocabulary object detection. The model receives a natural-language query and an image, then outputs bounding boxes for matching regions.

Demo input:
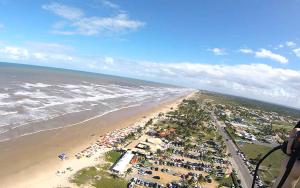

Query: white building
[112,151,134,174]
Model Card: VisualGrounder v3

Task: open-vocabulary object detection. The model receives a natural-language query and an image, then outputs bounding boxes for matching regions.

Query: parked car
[145,170,153,175]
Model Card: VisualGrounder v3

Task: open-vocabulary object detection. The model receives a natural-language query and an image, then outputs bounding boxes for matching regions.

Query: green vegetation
[71,166,99,186]
[272,123,293,132]
[225,126,241,141]
[93,176,127,188]
[197,91,300,119]
[104,150,122,163]
[239,143,285,185]
[70,150,127,187]
[71,164,127,188]
[217,175,233,187]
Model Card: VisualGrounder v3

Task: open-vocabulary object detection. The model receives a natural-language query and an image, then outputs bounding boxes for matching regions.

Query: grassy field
[272,123,293,132]
[70,150,127,187]
[71,163,127,188]
[104,150,123,163]
[239,143,285,185]
[217,175,234,187]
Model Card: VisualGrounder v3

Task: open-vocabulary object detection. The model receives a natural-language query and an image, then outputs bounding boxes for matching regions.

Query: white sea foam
[0,79,191,141]
[0,93,10,100]
[22,82,51,89]
[0,103,142,142]
[0,110,18,116]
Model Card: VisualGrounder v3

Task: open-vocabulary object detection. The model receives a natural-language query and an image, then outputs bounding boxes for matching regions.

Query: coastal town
[53,91,299,188]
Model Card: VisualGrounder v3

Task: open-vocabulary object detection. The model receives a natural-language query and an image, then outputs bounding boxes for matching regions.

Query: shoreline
[0,92,194,188]
[0,103,142,143]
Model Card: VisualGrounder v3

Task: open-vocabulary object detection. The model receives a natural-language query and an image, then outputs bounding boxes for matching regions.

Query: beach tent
[112,151,134,174]
[58,153,66,160]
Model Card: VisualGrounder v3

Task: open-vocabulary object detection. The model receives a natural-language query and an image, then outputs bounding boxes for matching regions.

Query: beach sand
[0,92,194,188]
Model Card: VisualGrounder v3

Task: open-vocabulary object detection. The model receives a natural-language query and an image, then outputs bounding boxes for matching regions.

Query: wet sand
[0,93,193,188]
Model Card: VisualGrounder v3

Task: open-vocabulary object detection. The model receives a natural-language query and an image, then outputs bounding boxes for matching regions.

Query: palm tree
[125,168,133,177]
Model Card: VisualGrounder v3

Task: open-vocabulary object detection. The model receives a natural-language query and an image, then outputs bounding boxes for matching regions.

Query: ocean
[0,63,190,142]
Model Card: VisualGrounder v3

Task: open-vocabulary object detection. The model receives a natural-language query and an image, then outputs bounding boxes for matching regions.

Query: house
[158,128,176,137]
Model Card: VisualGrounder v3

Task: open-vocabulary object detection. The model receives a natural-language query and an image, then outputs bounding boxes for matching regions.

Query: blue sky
[0,0,300,108]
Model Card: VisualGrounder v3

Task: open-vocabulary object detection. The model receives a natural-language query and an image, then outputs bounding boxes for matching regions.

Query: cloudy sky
[0,0,300,108]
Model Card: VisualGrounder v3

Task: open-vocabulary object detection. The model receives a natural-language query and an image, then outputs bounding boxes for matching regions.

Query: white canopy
[112,151,134,174]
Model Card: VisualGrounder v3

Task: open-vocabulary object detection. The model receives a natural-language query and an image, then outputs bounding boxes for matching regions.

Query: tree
[197,174,205,186]
[125,168,133,177]
[110,173,118,179]
[188,177,196,187]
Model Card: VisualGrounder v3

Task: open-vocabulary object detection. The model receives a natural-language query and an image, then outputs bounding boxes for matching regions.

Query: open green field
[71,163,127,188]
[217,175,234,187]
[104,150,123,163]
[272,123,293,132]
[70,150,127,187]
[239,143,285,185]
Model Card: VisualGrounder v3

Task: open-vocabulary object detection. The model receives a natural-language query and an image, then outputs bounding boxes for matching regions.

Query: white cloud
[255,49,288,64]
[285,41,296,47]
[95,59,299,108]
[141,62,300,108]
[43,3,145,36]
[32,52,47,60]
[79,56,300,107]
[70,14,145,35]
[293,48,300,57]
[0,46,29,60]
[0,43,74,62]
[42,3,84,20]
[208,48,227,56]
[102,0,119,9]
[104,56,114,64]
[239,48,288,64]
[238,48,254,54]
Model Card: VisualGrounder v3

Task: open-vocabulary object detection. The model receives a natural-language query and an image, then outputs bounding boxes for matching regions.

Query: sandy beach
[0,92,194,188]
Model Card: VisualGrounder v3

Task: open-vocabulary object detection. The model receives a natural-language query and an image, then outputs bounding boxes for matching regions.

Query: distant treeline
[199,90,300,119]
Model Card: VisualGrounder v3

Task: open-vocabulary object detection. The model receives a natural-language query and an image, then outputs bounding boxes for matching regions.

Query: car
[130,178,137,183]
[153,176,161,179]
[145,170,153,174]
[127,182,134,188]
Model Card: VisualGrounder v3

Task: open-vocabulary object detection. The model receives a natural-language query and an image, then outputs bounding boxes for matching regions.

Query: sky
[0,0,300,108]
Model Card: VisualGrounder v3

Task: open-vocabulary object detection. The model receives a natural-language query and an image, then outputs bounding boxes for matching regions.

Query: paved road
[212,116,253,188]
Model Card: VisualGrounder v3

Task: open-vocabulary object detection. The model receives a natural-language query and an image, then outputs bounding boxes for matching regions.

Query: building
[111,151,134,174]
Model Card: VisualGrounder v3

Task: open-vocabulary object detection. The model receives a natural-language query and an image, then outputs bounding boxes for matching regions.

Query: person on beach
[273,122,300,188]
